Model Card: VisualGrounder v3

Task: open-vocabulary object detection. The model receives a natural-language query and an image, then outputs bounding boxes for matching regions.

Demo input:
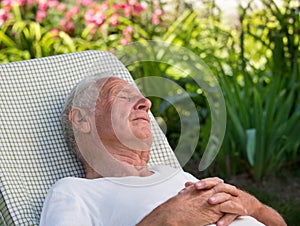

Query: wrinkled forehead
[104,77,130,93]
[100,77,139,98]
[99,77,140,105]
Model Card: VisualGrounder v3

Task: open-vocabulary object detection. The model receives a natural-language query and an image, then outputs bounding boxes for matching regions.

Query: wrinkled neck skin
[84,141,153,179]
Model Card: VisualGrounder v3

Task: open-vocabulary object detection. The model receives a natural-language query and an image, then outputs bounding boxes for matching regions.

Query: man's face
[95,78,152,151]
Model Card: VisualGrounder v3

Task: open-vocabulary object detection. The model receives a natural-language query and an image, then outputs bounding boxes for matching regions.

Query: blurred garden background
[0,0,299,224]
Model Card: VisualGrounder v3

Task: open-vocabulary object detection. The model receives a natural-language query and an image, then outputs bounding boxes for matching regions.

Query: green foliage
[219,0,300,180]
[219,71,300,180]
[143,0,300,180]
[0,0,168,62]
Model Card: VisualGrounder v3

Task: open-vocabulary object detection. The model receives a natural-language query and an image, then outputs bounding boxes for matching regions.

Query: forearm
[252,203,287,226]
[136,198,177,226]
[137,188,223,226]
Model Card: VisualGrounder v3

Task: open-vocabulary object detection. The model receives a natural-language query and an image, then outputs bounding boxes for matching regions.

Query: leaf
[0,30,16,47]
[246,128,256,166]
[58,31,76,52]
[163,10,196,43]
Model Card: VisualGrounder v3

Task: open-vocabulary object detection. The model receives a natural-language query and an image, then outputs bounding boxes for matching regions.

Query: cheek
[94,102,113,135]
[111,102,131,123]
[111,110,129,132]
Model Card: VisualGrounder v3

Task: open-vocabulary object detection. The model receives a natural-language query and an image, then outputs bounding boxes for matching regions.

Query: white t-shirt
[39,165,264,226]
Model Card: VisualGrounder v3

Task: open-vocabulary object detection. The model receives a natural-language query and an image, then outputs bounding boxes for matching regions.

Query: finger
[194,177,224,190]
[212,183,239,197]
[208,192,232,205]
[179,182,195,194]
[184,181,194,187]
[216,213,238,226]
[218,200,248,216]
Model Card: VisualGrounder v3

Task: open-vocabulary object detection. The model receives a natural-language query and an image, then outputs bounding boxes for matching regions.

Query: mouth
[132,116,150,123]
[133,117,150,123]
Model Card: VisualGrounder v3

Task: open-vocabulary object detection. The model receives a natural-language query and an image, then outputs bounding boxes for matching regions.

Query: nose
[134,97,152,112]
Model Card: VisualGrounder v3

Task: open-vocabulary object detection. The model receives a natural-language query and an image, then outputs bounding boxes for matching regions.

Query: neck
[102,139,151,166]
[80,135,153,179]
[85,162,153,179]
[84,142,153,179]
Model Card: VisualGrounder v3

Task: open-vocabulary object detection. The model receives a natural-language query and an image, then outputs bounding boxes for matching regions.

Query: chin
[134,127,152,139]
[130,137,152,151]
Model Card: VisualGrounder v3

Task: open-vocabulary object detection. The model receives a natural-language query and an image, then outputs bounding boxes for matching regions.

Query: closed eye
[118,96,131,102]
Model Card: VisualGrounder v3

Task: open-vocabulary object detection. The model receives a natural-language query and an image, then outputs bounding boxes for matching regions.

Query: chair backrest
[0,50,180,225]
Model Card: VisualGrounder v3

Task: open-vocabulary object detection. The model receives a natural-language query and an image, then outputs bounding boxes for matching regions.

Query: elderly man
[39,76,286,226]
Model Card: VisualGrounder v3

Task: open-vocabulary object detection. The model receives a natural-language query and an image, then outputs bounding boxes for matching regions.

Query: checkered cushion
[0,50,180,226]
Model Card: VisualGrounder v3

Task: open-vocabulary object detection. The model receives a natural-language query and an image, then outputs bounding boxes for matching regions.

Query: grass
[245,185,300,225]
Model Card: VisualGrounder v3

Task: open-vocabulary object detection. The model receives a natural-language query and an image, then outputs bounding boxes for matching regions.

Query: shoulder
[40,177,103,226]
[46,176,93,198]
[51,177,82,190]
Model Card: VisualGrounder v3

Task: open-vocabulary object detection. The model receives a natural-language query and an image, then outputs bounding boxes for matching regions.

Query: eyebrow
[118,85,139,94]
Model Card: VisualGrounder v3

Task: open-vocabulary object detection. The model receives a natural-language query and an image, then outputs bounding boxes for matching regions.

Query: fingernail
[195,181,202,188]
[218,220,224,226]
[209,196,216,202]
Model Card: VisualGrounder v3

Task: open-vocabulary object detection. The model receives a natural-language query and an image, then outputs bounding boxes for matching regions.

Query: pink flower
[128,0,137,5]
[67,22,74,34]
[18,0,25,6]
[2,0,25,7]
[90,27,97,34]
[84,10,93,24]
[59,19,66,26]
[113,3,126,10]
[56,3,66,12]
[0,8,9,26]
[113,3,131,17]
[124,25,133,33]
[65,6,80,19]
[1,0,10,7]
[94,12,106,27]
[152,8,163,25]
[120,37,128,46]
[48,0,59,8]
[36,10,47,22]
[121,25,133,45]
[152,14,160,25]
[133,4,145,15]
[60,19,74,35]
[65,12,72,20]
[98,1,108,11]
[123,5,131,17]
[154,9,163,16]
[84,6,107,28]
[38,0,48,11]
[0,8,7,18]
[109,13,120,27]
[70,6,80,15]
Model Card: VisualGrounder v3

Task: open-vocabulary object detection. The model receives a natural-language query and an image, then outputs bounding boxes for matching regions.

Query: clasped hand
[176,177,259,226]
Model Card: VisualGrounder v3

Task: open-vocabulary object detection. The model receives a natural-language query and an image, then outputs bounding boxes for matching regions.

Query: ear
[68,107,91,133]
